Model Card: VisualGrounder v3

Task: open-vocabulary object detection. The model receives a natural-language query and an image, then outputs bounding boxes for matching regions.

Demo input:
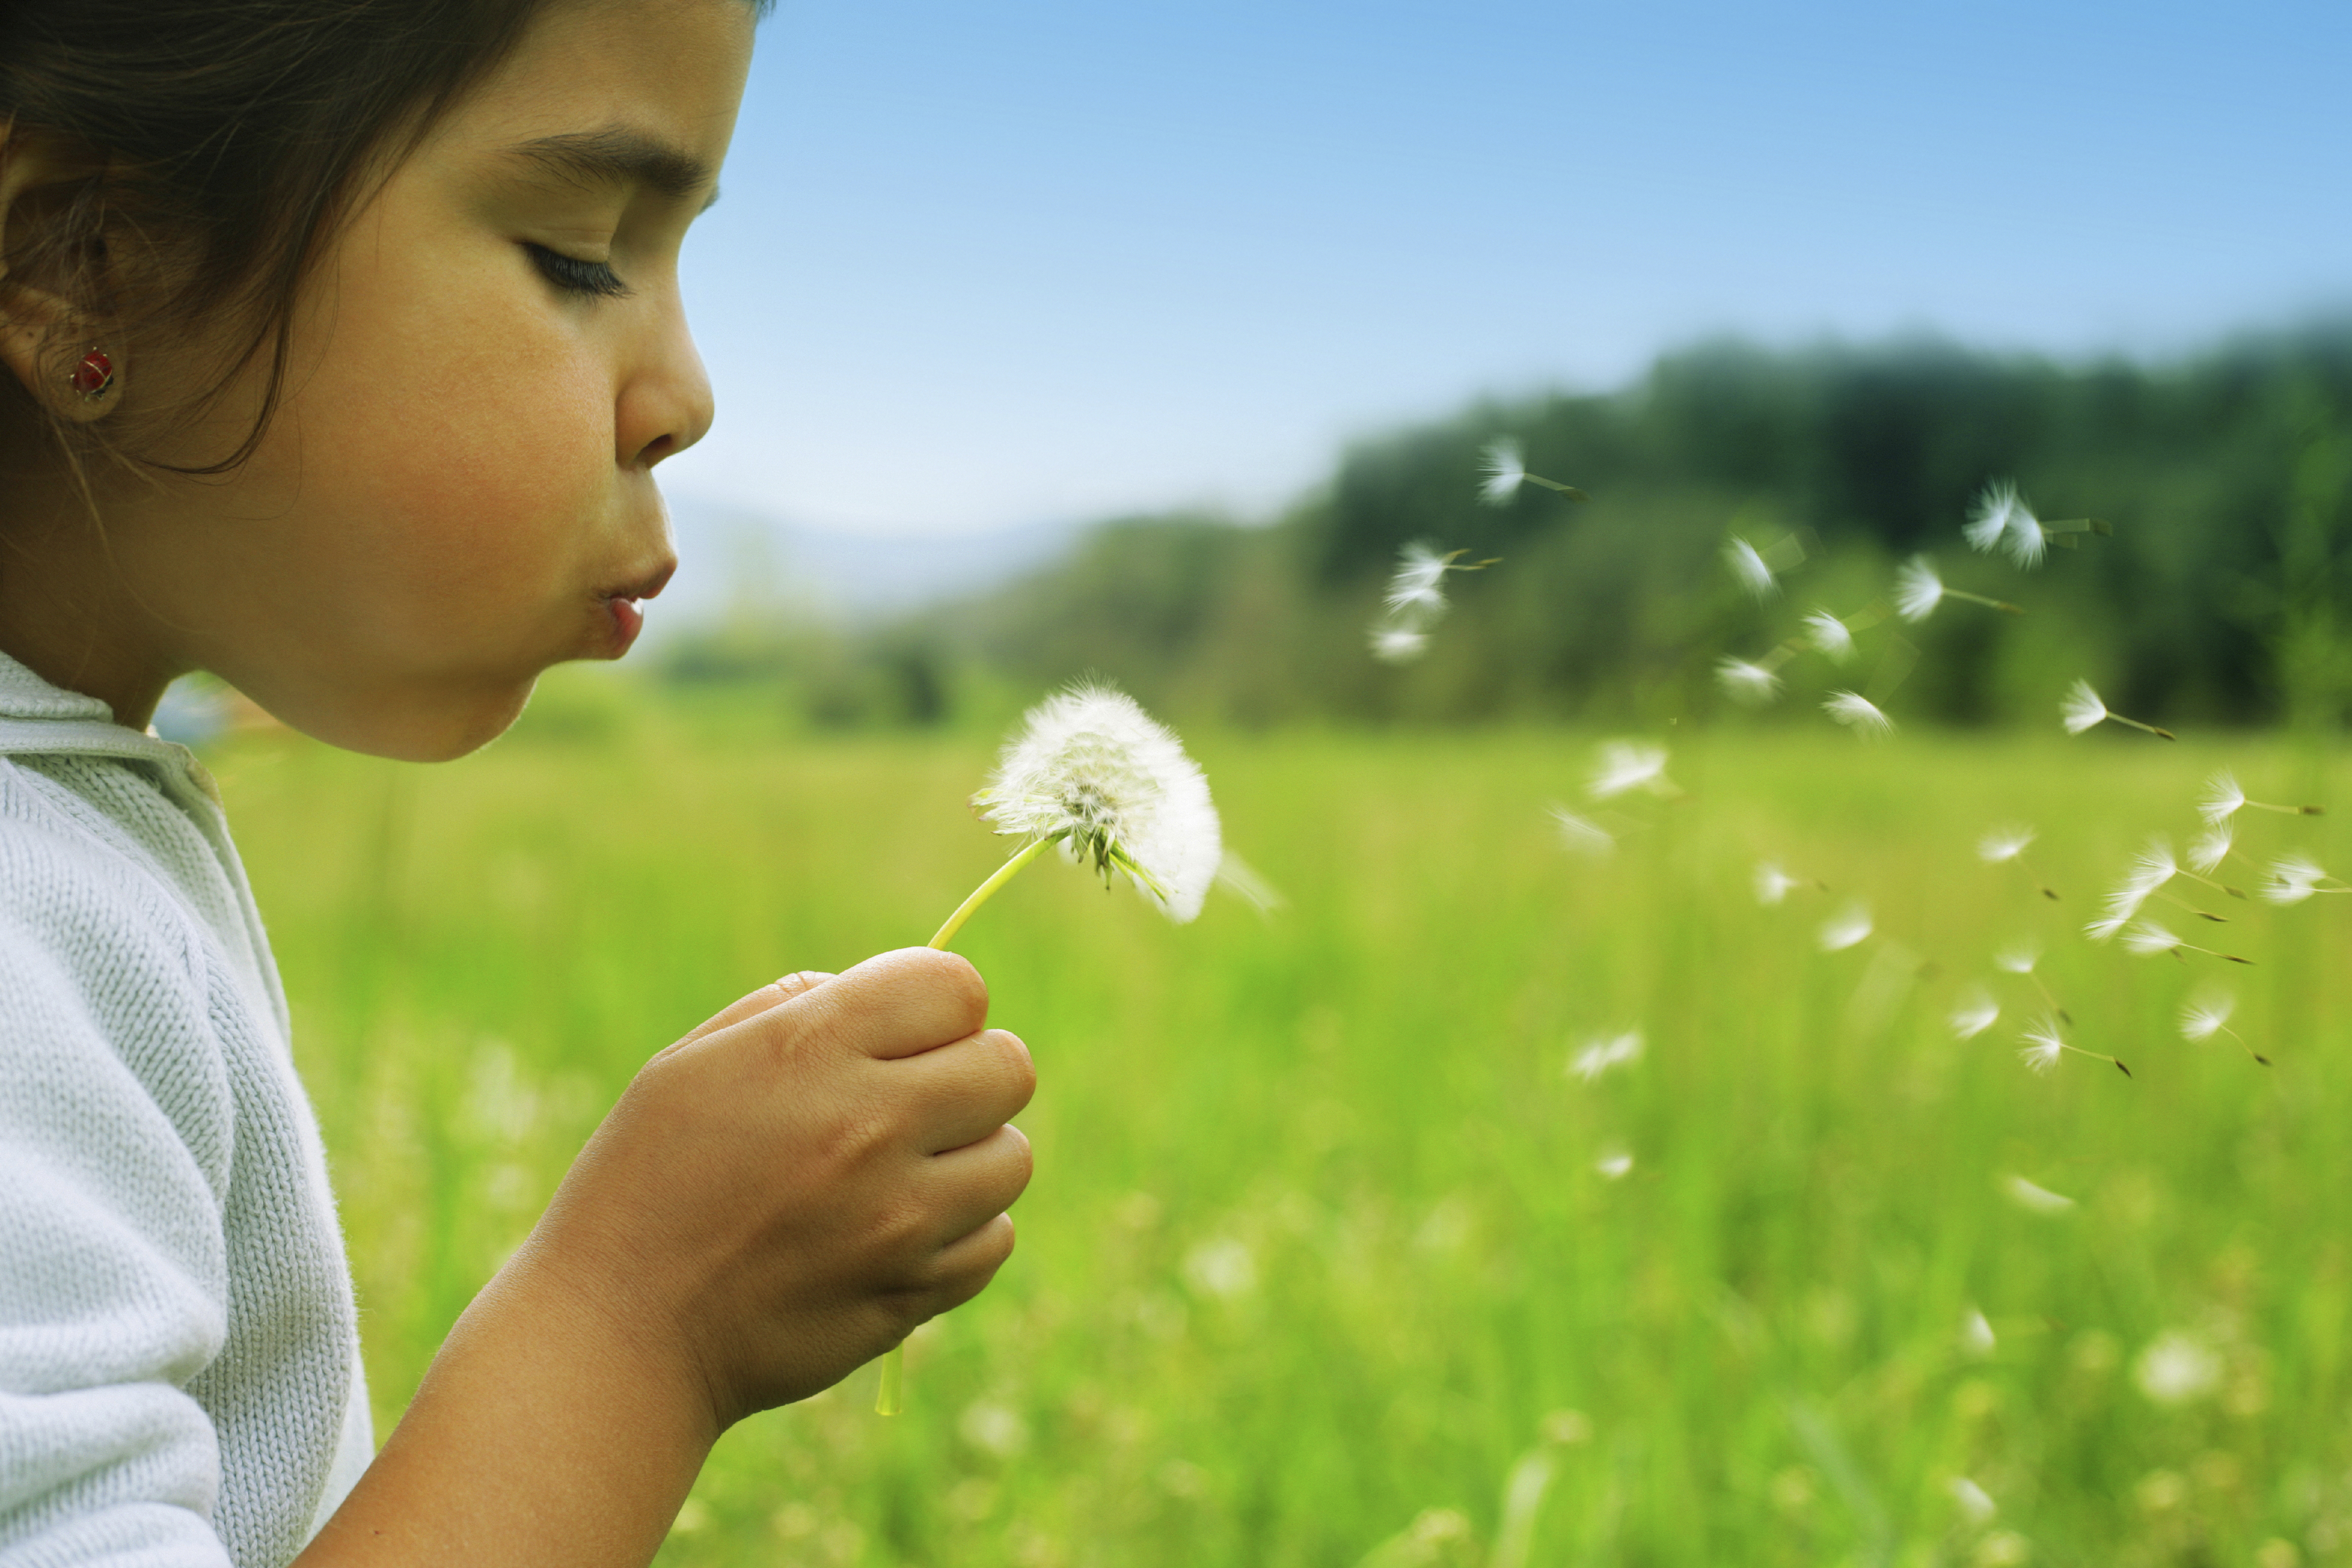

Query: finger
[923,1212,1017,1315]
[793,946,988,1062]
[883,1029,1035,1153]
[917,1124,1034,1240]
[672,970,835,1050]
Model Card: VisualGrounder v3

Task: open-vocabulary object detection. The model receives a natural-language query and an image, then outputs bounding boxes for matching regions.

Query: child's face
[101,0,753,760]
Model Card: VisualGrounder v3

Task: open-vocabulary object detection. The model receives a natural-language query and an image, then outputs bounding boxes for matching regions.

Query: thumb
[672,970,836,1051]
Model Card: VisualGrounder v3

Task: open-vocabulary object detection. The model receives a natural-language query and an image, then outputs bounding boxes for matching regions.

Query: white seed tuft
[1894,556,1945,623]
[1823,690,1894,737]
[1803,609,1856,662]
[1818,902,1874,953]
[1479,439,1528,505]
[1950,986,2001,1041]
[1587,740,1673,801]
[1977,824,2035,864]
[2060,679,2108,736]
[1715,656,1784,705]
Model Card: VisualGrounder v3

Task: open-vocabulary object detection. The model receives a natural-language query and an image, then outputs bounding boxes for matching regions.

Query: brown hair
[0,0,584,476]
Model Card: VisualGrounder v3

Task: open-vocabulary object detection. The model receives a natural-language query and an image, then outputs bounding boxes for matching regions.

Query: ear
[0,128,119,423]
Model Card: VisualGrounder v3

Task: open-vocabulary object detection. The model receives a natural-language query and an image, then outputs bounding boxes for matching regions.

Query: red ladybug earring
[71,348,115,400]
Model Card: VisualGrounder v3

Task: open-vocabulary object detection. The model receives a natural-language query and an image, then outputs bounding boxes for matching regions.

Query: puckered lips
[596,559,675,658]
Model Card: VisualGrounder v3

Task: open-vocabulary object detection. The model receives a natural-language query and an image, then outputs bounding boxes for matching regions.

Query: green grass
[216,692,2352,1567]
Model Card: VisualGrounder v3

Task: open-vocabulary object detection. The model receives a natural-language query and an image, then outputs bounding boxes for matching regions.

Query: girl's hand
[518,946,1036,1426]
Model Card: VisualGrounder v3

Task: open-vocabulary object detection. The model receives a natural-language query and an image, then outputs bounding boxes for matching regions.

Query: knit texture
[0,656,370,1568]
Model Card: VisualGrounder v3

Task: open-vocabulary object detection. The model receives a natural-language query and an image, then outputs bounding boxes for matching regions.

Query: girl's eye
[524,243,630,299]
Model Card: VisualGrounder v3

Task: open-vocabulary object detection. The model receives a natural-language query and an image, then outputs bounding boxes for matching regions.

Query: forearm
[293,1249,717,1568]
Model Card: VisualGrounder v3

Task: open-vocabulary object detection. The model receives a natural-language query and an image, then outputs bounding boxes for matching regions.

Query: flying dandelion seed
[1715,656,1784,705]
[1724,537,1779,600]
[1949,1476,1998,1527]
[1569,1031,1645,1082]
[2122,919,2251,965]
[1993,941,2038,975]
[1369,625,1430,664]
[1950,986,2001,1040]
[1819,902,1873,953]
[2261,853,2348,905]
[1587,740,1675,801]
[2002,1174,2077,1213]
[1754,862,1803,906]
[2018,1014,2129,1078]
[2180,988,2266,1065]
[1979,825,2036,864]
[1822,690,1894,737]
[1549,806,1616,858]
[2189,824,2234,875]
[1478,437,1587,505]
[1965,479,2047,568]
[1960,1309,1998,1359]
[1384,542,1456,619]
[2060,678,2174,740]
[1803,609,1857,662]
[1895,555,2021,622]
[2199,770,2323,822]
[1594,1148,1635,1181]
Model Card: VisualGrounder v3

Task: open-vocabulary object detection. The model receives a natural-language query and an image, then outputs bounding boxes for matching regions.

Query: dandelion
[1569,1030,1645,1082]
[1724,537,1778,600]
[1369,625,1429,664]
[1587,740,1676,800]
[2019,1015,2130,1078]
[2002,1174,2077,1213]
[1822,690,1894,737]
[1593,1147,1635,1180]
[1978,823,2058,899]
[2198,770,2323,822]
[1965,480,2046,568]
[1894,555,2021,622]
[2261,853,2350,905]
[1754,861,1805,906]
[2188,822,2234,875]
[1819,902,1873,953]
[1803,609,1857,663]
[1549,806,1616,858]
[1992,940,2069,1021]
[2060,678,2174,740]
[2121,919,2252,965]
[1950,985,2001,1040]
[1715,655,1784,705]
[1383,543,1455,619]
[1478,437,1588,506]
[2179,989,2267,1065]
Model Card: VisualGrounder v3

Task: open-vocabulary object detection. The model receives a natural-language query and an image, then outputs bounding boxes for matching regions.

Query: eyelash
[524,243,631,299]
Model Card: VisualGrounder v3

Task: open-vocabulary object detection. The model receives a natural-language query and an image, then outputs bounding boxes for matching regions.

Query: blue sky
[662,0,2352,540]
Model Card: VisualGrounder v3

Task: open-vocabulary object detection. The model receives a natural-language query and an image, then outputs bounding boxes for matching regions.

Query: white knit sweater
[0,653,370,1567]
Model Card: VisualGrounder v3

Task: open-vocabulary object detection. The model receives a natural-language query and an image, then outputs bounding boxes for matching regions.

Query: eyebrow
[501,127,721,211]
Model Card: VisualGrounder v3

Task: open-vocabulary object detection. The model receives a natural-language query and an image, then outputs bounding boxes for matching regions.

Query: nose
[617,294,715,469]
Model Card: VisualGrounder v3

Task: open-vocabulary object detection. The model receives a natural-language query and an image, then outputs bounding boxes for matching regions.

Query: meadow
[213,679,2352,1568]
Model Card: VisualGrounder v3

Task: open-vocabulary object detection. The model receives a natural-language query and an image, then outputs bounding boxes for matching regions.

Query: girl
[0,3,1036,1565]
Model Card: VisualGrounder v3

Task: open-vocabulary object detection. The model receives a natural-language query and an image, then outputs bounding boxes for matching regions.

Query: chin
[259,674,540,763]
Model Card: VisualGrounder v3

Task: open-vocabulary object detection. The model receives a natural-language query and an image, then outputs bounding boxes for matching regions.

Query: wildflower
[1822,690,1894,737]
[2002,1174,2076,1213]
[1568,1030,1644,1082]
[1549,806,1616,858]
[1715,655,1784,705]
[1587,740,1675,801]
[1369,625,1429,664]
[2019,1015,2130,1078]
[1894,555,2021,622]
[1818,902,1873,953]
[958,681,1222,933]
[2261,853,2349,905]
[1804,609,1856,662]
[1478,437,1588,506]
[2199,770,2323,822]
[1965,480,2046,568]
[2060,678,2174,740]
[2179,988,2266,1064]
[1723,537,1778,600]
[1754,861,1802,906]
[1950,986,2001,1040]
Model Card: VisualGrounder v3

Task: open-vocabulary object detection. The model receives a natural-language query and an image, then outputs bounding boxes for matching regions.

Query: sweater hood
[0,651,218,797]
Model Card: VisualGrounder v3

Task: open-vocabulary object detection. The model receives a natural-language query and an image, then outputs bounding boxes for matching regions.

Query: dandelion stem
[1523,474,1589,500]
[927,835,1061,951]
[1947,588,2025,615]
[2109,714,2177,740]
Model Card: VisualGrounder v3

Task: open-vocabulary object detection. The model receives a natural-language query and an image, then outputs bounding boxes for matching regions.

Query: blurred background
[199,3,2352,1564]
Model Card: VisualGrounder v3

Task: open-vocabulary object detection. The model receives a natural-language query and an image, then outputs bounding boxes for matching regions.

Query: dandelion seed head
[2017,1022,2065,1076]
[1804,609,1856,662]
[1823,690,1894,737]
[2002,1173,2076,1213]
[1966,480,2046,568]
[1588,740,1672,800]
[2061,679,2109,736]
[1549,806,1616,858]
[1819,902,1873,953]
[2122,919,2180,957]
[2263,853,2327,906]
[1754,861,1801,906]
[2200,771,2247,824]
[1568,1030,1644,1083]
[977,682,1222,923]
[2179,990,2236,1042]
[1994,941,2039,976]
[1369,625,1429,664]
[1978,824,2036,864]
[1950,986,2001,1040]
[1723,537,1778,600]
[1715,656,1783,705]
[2188,823,2233,875]
[1895,556,1945,622]
[1478,439,1527,504]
